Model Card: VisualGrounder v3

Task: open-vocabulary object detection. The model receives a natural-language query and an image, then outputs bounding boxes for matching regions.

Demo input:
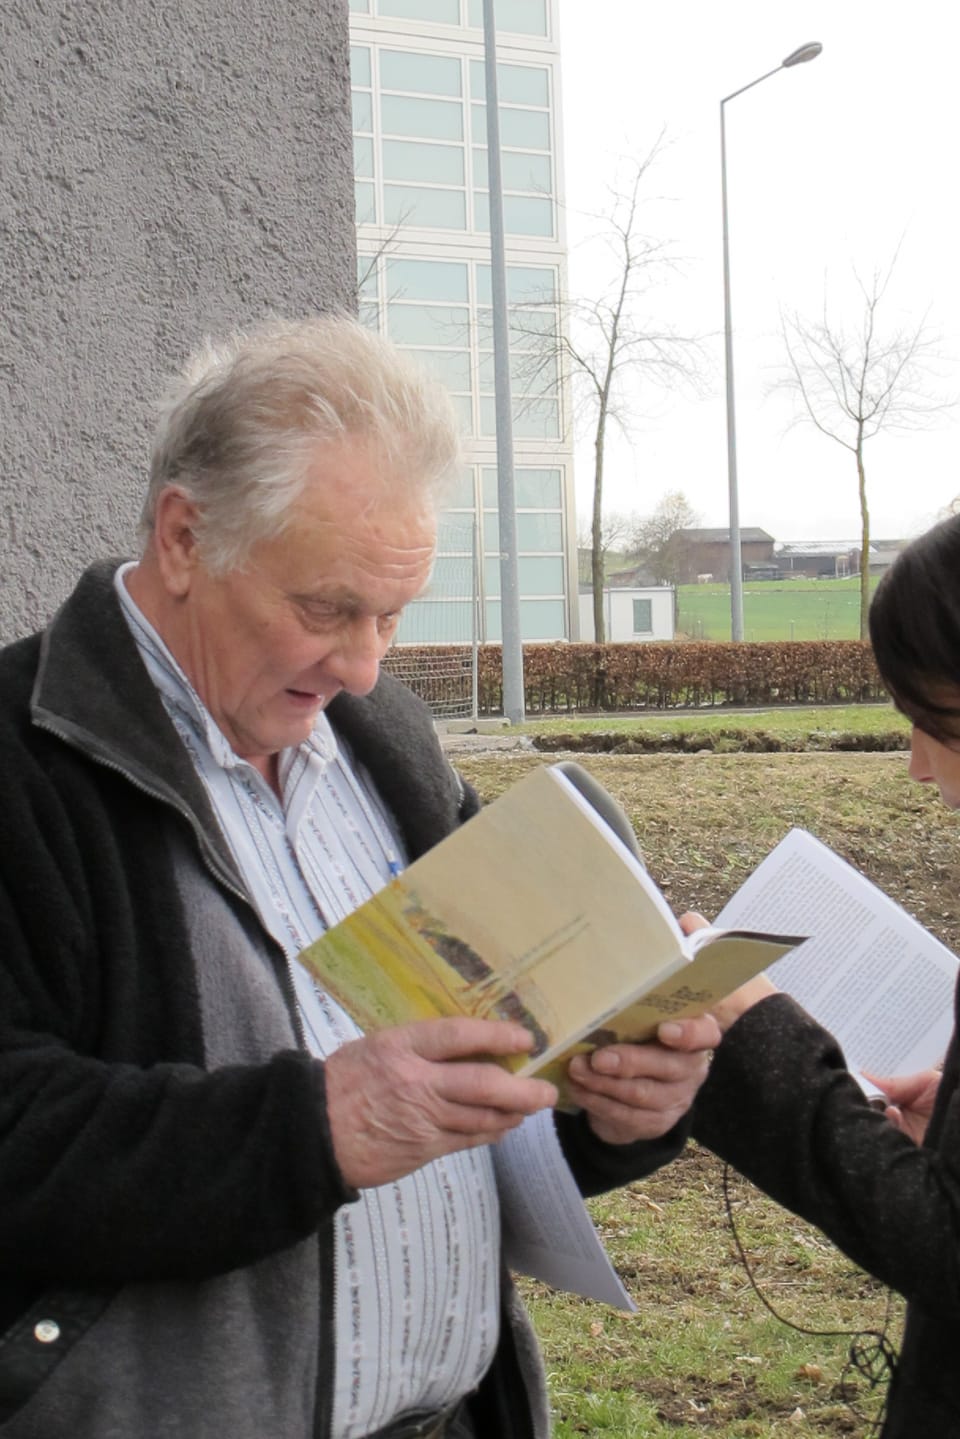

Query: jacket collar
[30,561,467,867]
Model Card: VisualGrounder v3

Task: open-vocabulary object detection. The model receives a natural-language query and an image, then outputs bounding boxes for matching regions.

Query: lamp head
[782,41,823,67]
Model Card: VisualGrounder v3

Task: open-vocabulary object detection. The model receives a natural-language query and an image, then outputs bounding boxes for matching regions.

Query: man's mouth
[286,689,326,707]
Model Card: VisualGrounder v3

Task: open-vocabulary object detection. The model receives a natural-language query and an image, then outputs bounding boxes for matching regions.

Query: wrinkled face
[170,439,436,776]
[909,724,960,810]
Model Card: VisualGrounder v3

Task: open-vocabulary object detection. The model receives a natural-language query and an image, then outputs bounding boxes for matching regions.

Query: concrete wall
[578,587,675,643]
[1,0,356,641]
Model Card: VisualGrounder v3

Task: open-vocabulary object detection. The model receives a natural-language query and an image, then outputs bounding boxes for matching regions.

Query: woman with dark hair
[671,516,960,1435]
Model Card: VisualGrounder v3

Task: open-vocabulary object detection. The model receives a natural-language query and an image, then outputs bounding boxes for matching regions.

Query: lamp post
[721,41,822,641]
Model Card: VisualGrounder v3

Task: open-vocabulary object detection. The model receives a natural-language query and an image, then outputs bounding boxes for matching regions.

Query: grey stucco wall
[1,0,356,641]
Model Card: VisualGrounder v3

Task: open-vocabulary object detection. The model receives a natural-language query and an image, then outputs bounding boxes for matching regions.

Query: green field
[677,576,880,642]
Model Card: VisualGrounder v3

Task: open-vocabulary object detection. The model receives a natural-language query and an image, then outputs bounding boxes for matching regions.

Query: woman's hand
[861,1067,942,1145]
[679,911,779,1032]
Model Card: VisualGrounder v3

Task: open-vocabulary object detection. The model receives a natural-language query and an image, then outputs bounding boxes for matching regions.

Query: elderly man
[0,316,717,1439]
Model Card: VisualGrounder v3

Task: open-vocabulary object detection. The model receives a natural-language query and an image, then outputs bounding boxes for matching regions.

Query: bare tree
[511,134,704,641]
[629,489,699,587]
[575,510,637,586]
[777,251,953,638]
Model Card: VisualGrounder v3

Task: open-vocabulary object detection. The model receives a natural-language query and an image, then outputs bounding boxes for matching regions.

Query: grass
[514,705,910,747]
[677,578,880,643]
[451,743,960,1437]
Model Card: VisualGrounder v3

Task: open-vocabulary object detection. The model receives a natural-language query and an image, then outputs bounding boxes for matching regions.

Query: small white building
[578,586,675,642]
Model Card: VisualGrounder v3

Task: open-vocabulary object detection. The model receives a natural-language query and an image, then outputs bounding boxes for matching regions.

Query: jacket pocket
[0,1290,113,1426]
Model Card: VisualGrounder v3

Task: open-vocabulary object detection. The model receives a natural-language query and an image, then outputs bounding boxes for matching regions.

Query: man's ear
[152,487,203,597]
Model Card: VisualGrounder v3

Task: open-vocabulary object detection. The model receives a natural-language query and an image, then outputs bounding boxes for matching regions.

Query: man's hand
[862,1067,942,1145]
[324,1018,558,1188]
[563,1013,721,1146]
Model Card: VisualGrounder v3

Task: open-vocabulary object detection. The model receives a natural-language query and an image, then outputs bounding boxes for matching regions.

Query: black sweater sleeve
[691,992,960,1320]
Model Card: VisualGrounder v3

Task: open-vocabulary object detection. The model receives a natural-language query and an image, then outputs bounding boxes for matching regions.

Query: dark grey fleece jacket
[693,988,960,1438]
[0,562,687,1439]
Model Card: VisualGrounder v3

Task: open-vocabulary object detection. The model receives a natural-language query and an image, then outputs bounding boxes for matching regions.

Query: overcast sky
[555,0,960,543]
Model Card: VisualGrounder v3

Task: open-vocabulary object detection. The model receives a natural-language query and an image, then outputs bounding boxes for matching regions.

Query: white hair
[141,313,462,573]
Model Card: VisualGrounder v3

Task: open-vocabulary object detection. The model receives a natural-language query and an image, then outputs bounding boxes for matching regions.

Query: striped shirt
[115,566,500,1439]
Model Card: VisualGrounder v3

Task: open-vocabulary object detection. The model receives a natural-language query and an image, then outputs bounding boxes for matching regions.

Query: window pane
[383,139,464,185]
[504,194,553,236]
[472,103,549,153]
[386,257,469,302]
[437,510,476,551]
[501,151,552,194]
[481,468,497,506]
[359,302,380,331]
[357,255,379,299]
[473,190,489,233]
[397,599,474,644]
[519,598,566,640]
[479,395,496,436]
[515,468,562,508]
[443,472,477,509]
[483,549,500,595]
[476,351,494,394]
[350,47,371,87]
[633,598,653,634]
[450,393,473,432]
[513,351,558,397]
[467,0,548,35]
[349,0,371,11]
[471,144,557,195]
[508,306,557,347]
[482,511,499,553]
[380,50,462,97]
[485,474,564,513]
[426,555,475,594]
[382,95,463,141]
[508,266,556,303]
[412,348,472,391]
[517,513,562,551]
[383,184,466,229]
[518,556,564,594]
[497,65,549,107]
[484,599,501,640]
[387,303,469,345]
[353,135,374,179]
[475,265,557,306]
[352,91,373,134]
[499,108,550,149]
[512,397,559,437]
[379,0,461,23]
[481,598,567,641]
[355,182,376,225]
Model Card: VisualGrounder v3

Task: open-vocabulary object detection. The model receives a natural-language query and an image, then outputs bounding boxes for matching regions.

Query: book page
[535,929,800,1101]
[715,828,958,1080]
[493,1110,637,1311]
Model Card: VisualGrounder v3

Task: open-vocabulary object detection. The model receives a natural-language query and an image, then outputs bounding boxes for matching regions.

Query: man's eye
[378,611,401,633]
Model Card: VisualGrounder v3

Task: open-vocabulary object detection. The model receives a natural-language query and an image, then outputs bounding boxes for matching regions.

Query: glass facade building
[349,0,578,642]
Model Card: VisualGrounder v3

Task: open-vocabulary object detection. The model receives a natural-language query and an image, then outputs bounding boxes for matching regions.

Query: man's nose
[326,617,386,697]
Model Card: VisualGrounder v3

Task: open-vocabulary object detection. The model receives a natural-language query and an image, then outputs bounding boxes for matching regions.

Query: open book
[297,762,802,1104]
[714,826,959,1086]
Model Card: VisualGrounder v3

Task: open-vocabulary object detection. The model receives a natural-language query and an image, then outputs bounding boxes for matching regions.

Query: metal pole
[720,96,744,642]
[482,0,524,722]
[720,44,822,644]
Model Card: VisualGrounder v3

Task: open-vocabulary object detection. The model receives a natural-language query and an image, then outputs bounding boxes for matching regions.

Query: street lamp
[721,41,822,641]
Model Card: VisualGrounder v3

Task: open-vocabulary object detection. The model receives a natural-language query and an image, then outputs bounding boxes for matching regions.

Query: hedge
[384,640,887,715]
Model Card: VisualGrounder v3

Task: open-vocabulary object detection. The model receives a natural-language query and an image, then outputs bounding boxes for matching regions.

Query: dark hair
[869,513,960,742]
